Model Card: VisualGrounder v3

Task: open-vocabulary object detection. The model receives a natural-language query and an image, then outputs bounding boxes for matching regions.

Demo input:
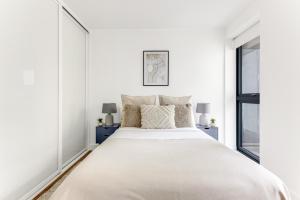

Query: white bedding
[110,127,212,140]
[50,128,290,200]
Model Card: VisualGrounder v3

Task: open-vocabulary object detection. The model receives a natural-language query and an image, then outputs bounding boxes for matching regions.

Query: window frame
[236,46,260,163]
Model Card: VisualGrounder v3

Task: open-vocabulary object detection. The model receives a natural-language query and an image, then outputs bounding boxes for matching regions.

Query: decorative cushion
[159,95,192,105]
[120,95,157,125]
[141,105,176,129]
[159,95,195,127]
[174,104,194,128]
[121,95,157,106]
[121,104,141,128]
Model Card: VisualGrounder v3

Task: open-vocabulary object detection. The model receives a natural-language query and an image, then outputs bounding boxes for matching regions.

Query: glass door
[236,37,260,162]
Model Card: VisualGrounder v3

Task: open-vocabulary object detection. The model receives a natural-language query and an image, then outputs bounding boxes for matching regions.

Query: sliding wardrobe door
[62,10,87,166]
[0,0,59,199]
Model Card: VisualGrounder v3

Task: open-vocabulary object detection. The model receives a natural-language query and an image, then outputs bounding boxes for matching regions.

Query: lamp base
[199,114,209,126]
[105,114,114,126]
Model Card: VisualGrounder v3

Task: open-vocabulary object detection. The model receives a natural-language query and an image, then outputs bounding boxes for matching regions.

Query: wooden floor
[34,151,91,200]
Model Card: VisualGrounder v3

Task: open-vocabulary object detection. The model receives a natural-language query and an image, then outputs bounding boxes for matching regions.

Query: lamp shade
[196,103,210,114]
[102,103,117,114]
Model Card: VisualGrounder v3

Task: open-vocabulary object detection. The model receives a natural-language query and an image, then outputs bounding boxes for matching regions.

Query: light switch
[23,70,35,85]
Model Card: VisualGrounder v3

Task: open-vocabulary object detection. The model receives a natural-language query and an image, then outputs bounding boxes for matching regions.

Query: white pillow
[141,105,176,129]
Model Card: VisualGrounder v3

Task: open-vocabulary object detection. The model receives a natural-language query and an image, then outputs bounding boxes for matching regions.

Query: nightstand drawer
[196,125,218,140]
[98,127,118,135]
[97,134,111,144]
[96,124,120,144]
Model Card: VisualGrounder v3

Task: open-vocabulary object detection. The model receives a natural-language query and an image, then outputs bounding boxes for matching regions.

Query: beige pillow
[141,105,176,129]
[174,104,194,128]
[121,104,141,128]
[120,95,157,125]
[159,95,195,127]
[121,95,156,106]
[159,95,192,105]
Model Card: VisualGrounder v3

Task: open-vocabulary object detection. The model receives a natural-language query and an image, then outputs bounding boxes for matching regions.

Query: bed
[50,128,290,200]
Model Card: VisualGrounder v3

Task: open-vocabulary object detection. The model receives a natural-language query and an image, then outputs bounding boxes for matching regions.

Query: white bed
[50,128,290,200]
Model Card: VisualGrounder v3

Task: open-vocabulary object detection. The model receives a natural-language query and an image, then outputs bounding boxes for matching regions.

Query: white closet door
[0,0,59,199]
[62,10,87,166]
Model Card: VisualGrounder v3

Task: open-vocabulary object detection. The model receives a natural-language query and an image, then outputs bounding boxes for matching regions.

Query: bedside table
[196,125,218,140]
[96,123,120,144]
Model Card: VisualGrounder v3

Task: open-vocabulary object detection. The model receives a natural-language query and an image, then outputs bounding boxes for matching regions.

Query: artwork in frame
[143,51,169,86]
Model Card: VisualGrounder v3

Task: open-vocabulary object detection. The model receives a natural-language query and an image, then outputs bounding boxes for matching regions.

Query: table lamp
[196,103,210,126]
[102,103,117,126]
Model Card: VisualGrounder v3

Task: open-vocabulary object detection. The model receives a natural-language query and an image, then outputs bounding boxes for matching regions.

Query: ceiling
[63,0,254,29]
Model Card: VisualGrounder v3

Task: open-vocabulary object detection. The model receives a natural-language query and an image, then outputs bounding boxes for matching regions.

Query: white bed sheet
[110,127,212,140]
[50,128,290,200]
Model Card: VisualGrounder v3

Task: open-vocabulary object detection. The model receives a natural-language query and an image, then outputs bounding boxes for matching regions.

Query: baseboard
[20,149,90,200]
[19,171,60,200]
[62,148,87,169]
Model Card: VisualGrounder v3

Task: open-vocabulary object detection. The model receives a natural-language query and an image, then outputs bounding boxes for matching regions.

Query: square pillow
[174,104,194,128]
[159,95,191,105]
[141,105,176,129]
[121,104,141,128]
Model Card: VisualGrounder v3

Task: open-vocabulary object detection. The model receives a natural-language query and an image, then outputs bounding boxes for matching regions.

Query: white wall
[0,1,59,199]
[260,0,300,199]
[224,41,236,149]
[0,1,89,199]
[89,29,225,145]
[226,0,260,39]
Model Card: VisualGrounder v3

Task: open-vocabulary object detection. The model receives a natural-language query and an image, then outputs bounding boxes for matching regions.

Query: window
[236,37,260,163]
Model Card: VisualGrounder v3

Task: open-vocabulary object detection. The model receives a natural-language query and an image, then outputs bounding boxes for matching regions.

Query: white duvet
[50,128,290,200]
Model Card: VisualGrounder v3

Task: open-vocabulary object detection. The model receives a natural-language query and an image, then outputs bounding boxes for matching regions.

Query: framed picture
[143,50,169,86]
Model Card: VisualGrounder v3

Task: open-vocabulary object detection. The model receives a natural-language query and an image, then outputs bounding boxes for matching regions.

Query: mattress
[50,128,290,200]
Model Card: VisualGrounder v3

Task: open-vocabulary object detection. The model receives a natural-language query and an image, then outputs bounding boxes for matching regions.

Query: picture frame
[143,50,169,86]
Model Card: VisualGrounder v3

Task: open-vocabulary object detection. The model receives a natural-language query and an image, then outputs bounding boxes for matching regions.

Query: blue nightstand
[96,123,120,144]
[196,124,218,140]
